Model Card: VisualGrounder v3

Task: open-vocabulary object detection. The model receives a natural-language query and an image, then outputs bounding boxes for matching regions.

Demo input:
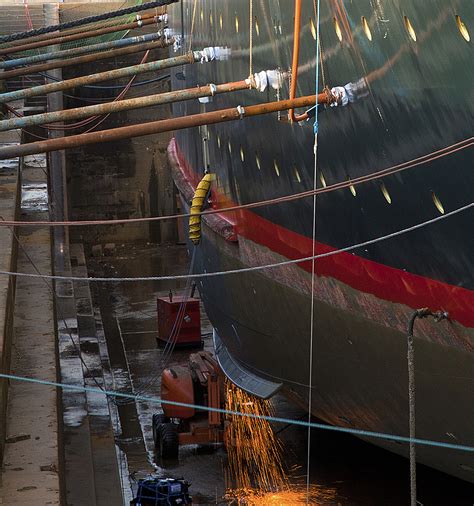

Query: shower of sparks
[225,380,289,494]
[226,485,337,505]
[224,381,337,504]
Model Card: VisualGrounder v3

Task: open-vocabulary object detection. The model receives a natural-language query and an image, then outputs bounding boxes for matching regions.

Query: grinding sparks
[227,485,337,504]
[225,381,288,494]
[224,381,337,504]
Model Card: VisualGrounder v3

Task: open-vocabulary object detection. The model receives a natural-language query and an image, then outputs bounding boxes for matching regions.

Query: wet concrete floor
[81,242,474,505]
[86,244,226,504]
[1,154,60,506]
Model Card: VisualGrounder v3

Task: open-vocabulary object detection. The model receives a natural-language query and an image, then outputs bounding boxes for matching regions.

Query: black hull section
[195,225,474,483]
[169,0,474,292]
[167,0,474,483]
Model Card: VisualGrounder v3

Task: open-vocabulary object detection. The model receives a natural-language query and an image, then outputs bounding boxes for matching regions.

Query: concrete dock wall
[0,131,21,465]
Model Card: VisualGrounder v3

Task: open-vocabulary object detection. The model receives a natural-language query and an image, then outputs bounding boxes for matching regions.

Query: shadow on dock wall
[0,160,21,464]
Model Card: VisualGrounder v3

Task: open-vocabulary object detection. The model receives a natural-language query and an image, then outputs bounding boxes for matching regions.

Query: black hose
[406,307,448,506]
[407,307,447,336]
[0,0,177,44]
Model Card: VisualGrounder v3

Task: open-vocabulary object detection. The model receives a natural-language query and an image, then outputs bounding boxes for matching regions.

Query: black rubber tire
[157,423,179,459]
[152,413,169,445]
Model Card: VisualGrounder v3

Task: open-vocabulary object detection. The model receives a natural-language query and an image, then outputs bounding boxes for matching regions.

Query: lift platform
[152,351,226,460]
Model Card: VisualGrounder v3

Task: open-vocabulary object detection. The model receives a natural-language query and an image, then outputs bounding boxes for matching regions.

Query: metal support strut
[0,14,164,57]
[0,91,335,160]
[0,0,176,44]
[0,31,164,70]
[0,47,229,104]
[0,71,282,132]
[0,39,172,81]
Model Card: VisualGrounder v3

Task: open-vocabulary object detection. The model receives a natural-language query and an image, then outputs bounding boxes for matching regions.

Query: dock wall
[0,132,21,465]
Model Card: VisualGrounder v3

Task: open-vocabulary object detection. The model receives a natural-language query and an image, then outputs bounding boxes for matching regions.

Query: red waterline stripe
[171,138,474,328]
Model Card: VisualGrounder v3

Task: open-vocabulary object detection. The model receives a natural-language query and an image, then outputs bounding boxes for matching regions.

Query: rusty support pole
[0,30,163,70]
[0,0,176,44]
[0,39,171,81]
[0,92,332,159]
[0,79,255,132]
[0,12,159,55]
[0,48,227,103]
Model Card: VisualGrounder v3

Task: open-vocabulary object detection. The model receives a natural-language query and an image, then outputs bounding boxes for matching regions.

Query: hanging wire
[187,0,198,52]
[306,0,321,501]
[119,249,197,403]
[4,50,151,134]
[1,370,474,454]
[249,0,254,77]
[0,203,471,283]
[0,138,471,227]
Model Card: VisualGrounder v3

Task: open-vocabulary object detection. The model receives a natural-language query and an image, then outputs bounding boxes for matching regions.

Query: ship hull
[167,0,474,482]
[193,212,474,483]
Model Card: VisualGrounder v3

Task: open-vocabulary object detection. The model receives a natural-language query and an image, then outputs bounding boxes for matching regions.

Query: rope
[1,138,471,228]
[407,321,417,506]
[187,0,198,52]
[131,251,197,399]
[306,1,321,501]
[0,0,177,44]
[313,0,326,89]
[405,309,448,506]
[1,371,474,453]
[0,202,471,282]
[249,0,254,77]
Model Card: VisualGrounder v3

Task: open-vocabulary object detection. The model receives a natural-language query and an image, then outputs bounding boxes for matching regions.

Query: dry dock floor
[0,156,60,505]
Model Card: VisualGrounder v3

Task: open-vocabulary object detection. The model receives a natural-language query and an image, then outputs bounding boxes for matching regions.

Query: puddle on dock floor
[84,242,473,505]
[88,243,225,504]
[21,183,48,212]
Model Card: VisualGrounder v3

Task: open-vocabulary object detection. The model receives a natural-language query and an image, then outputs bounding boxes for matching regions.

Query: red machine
[156,294,201,347]
[152,351,226,459]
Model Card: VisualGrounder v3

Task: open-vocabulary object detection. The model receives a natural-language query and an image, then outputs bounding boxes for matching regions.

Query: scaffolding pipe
[0,14,163,57]
[0,92,333,160]
[0,38,172,81]
[0,79,258,132]
[0,30,163,70]
[0,13,159,56]
[0,48,229,103]
[0,0,176,44]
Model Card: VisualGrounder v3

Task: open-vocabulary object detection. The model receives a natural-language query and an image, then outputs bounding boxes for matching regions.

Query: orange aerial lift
[152,351,226,459]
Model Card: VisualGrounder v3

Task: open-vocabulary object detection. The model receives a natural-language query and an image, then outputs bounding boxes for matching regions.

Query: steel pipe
[0,31,163,70]
[0,0,176,45]
[0,38,171,81]
[0,47,228,104]
[0,13,159,55]
[0,14,162,57]
[0,92,333,160]
[0,79,255,132]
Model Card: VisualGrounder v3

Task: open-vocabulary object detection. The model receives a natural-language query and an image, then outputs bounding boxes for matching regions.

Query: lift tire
[157,423,179,459]
[152,413,169,445]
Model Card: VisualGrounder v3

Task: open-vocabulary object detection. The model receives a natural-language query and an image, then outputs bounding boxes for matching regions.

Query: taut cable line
[0,203,470,283]
[0,371,474,453]
[306,0,321,501]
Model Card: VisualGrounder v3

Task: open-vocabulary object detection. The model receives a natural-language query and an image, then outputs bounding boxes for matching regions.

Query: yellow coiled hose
[189,173,215,245]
